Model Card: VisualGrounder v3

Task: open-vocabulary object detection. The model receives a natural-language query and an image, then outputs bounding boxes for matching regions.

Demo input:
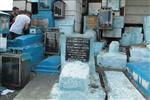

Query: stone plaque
[66,37,90,62]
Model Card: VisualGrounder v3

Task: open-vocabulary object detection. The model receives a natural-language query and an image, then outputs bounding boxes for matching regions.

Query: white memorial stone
[97,52,127,69]
[59,61,89,92]
[109,41,119,53]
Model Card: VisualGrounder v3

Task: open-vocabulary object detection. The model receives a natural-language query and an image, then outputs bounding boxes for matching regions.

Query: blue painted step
[35,56,61,74]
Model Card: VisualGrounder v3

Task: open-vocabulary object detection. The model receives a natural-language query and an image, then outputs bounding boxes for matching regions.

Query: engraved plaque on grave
[45,31,60,53]
[66,37,90,62]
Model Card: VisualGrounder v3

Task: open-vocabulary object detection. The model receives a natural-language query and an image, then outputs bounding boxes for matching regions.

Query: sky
[0,0,13,11]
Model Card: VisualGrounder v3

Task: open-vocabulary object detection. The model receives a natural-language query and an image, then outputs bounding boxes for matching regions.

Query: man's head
[13,7,19,15]
[25,11,32,18]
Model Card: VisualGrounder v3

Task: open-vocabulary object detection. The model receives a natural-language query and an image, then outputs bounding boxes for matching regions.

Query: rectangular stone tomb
[105,71,146,100]
[127,62,150,99]
[49,61,106,100]
[49,74,106,100]
[97,52,127,69]
[59,61,90,92]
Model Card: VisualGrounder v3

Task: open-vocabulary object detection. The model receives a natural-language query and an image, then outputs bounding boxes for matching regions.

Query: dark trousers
[8,32,22,40]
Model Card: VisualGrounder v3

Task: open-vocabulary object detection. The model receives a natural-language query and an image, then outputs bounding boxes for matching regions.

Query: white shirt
[10,14,31,35]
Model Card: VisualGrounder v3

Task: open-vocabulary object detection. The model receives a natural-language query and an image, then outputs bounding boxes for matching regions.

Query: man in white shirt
[9,11,32,39]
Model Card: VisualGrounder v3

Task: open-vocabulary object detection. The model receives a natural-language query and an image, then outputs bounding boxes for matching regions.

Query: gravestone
[65,37,90,62]
[60,34,95,75]
[48,34,106,100]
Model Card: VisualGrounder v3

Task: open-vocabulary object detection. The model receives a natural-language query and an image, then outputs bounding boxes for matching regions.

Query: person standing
[10,7,19,27]
[8,11,32,39]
